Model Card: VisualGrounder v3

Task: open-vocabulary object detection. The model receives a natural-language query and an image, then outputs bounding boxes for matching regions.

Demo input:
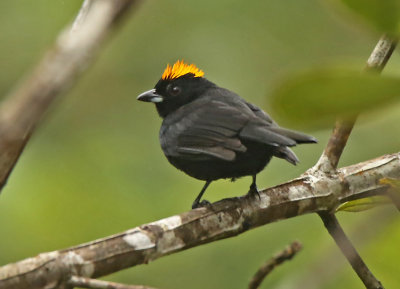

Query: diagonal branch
[0,0,141,192]
[314,34,397,289]
[280,208,397,289]
[0,152,398,289]
[318,212,383,289]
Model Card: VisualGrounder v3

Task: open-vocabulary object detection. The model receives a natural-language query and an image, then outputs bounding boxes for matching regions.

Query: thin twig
[318,212,383,289]
[365,34,398,72]
[276,209,397,289]
[248,241,302,289]
[313,34,397,289]
[315,34,397,172]
[68,276,158,289]
[315,118,355,173]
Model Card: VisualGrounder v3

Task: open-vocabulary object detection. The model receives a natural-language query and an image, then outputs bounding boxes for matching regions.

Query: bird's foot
[247,183,261,200]
[192,199,211,209]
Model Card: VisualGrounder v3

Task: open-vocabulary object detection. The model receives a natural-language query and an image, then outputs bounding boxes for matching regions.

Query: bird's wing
[168,99,306,162]
[171,100,248,161]
[238,102,298,147]
[244,101,317,144]
[245,101,276,124]
[242,101,317,165]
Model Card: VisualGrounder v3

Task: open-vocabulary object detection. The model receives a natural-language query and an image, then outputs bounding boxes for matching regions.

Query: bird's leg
[247,175,261,200]
[192,180,212,209]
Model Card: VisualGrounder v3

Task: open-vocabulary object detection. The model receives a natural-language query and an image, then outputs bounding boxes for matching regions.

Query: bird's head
[137,60,215,118]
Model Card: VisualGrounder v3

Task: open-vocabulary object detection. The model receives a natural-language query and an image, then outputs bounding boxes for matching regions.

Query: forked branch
[314,34,397,289]
[0,152,398,289]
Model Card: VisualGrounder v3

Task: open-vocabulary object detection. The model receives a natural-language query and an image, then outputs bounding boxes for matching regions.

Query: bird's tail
[271,127,317,165]
[269,127,317,144]
[273,146,299,165]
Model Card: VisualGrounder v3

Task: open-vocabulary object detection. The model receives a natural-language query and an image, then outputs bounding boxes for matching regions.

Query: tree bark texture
[0,152,398,289]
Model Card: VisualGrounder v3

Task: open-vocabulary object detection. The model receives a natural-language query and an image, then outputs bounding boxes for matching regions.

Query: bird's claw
[192,199,211,209]
[247,184,261,200]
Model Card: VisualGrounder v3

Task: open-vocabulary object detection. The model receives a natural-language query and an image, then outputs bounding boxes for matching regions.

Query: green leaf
[338,0,400,35]
[269,68,400,127]
[336,196,391,212]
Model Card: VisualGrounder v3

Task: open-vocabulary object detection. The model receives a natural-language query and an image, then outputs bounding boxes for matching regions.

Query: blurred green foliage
[0,1,399,289]
[337,0,400,35]
[270,68,400,127]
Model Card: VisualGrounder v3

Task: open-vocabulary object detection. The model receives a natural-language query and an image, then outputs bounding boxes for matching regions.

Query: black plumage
[137,61,316,209]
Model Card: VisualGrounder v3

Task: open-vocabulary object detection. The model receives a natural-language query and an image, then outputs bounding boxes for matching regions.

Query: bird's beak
[137,89,164,103]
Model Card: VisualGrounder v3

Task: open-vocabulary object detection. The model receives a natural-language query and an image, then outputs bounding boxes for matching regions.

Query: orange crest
[161,60,204,80]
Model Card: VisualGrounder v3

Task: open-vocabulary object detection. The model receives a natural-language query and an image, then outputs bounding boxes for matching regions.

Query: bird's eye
[169,85,181,96]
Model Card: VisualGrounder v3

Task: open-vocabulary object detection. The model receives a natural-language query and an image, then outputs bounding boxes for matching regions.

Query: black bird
[137,60,316,209]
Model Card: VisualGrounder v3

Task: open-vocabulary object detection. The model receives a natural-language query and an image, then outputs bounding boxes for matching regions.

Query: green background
[0,0,399,288]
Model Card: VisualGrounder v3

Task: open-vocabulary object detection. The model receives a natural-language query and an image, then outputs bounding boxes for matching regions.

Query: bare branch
[248,241,302,289]
[366,34,398,72]
[68,276,158,289]
[315,35,397,172]
[0,0,141,192]
[315,118,355,173]
[311,35,397,289]
[318,212,383,289]
[278,208,397,289]
[0,152,398,289]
